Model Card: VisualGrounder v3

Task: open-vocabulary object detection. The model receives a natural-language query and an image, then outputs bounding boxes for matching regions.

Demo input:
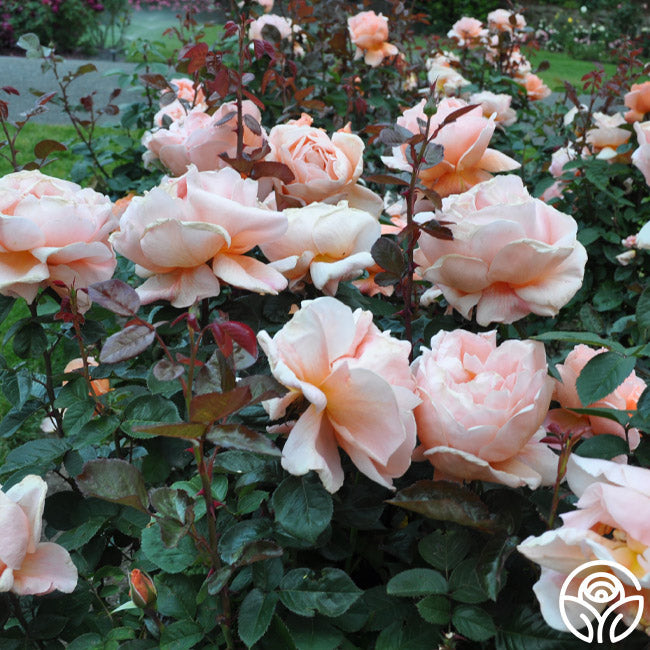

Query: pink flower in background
[111,166,287,307]
[347,11,398,67]
[520,73,551,101]
[487,8,526,32]
[249,14,292,41]
[260,201,380,295]
[545,345,646,449]
[143,101,264,176]
[0,475,77,595]
[414,175,587,325]
[468,90,517,126]
[541,144,578,202]
[412,329,556,488]
[632,121,650,185]
[447,17,487,47]
[518,456,650,636]
[624,81,650,123]
[0,170,116,308]
[266,113,382,215]
[381,97,520,197]
[258,297,419,493]
[154,78,207,127]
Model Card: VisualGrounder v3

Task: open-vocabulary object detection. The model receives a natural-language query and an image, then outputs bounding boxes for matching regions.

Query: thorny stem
[402,112,434,360]
[236,17,246,161]
[47,52,110,180]
[27,301,65,438]
[0,116,20,170]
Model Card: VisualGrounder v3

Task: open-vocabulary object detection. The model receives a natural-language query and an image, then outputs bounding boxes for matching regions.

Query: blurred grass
[529,49,617,91]
[0,122,116,179]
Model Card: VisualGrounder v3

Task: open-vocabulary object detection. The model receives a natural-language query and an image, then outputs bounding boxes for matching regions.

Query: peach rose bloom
[266,113,382,216]
[154,78,207,127]
[518,456,650,637]
[586,112,631,160]
[427,64,471,96]
[0,170,116,307]
[0,475,77,595]
[414,175,587,325]
[624,81,650,123]
[249,14,292,41]
[143,101,265,176]
[254,0,273,12]
[412,329,557,488]
[545,345,646,449]
[632,121,650,186]
[347,11,398,67]
[520,73,551,101]
[111,165,287,307]
[381,97,520,197]
[487,8,526,31]
[64,357,111,397]
[260,201,380,295]
[258,297,419,493]
[468,90,517,126]
[541,144,577,202]
[447,17,487,47]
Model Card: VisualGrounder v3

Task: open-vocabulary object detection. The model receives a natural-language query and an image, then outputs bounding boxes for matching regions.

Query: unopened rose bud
[129,569,157,609]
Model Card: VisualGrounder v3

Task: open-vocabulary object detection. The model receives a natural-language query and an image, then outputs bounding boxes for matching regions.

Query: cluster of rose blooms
[542,81,650,211]
[432,10,551,103]
[2,6,650,639]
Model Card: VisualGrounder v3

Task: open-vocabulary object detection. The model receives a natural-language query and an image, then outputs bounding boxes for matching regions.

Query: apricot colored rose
[381,97,520,197]
[585,112,631,160]
[143,100,265,176]
[154,77,207,125]
[447,16,486,46]
[266,113,382,215]
[64,357,111,397]
[632,121,650,186]
[468,90,517,126]
[111,165,287,307]
[414,175,587,325]
[0,475,77,595]
[347,11,398,67]
[545,344,646,449]
[0,170,116,308]
[518,456,650,635]
[520,73,551,101]
[260,201,380,295]
[624,81,650,123]
[258,297,419,493]
[412,329,556,489]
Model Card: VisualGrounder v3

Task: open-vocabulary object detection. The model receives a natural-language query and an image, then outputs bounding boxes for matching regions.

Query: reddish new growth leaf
[180,42,209,75]
[210,319,258,360]
[1,86,19,96]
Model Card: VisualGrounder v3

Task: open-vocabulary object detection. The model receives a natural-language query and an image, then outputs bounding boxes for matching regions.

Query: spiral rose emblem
[559,560,644,643]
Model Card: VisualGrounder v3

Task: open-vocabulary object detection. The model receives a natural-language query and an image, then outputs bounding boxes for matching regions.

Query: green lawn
[0,123,118,179]
[528,49,617,91]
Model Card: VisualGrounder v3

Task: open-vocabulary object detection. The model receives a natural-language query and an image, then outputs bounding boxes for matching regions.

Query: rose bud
[129,569,157,609]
